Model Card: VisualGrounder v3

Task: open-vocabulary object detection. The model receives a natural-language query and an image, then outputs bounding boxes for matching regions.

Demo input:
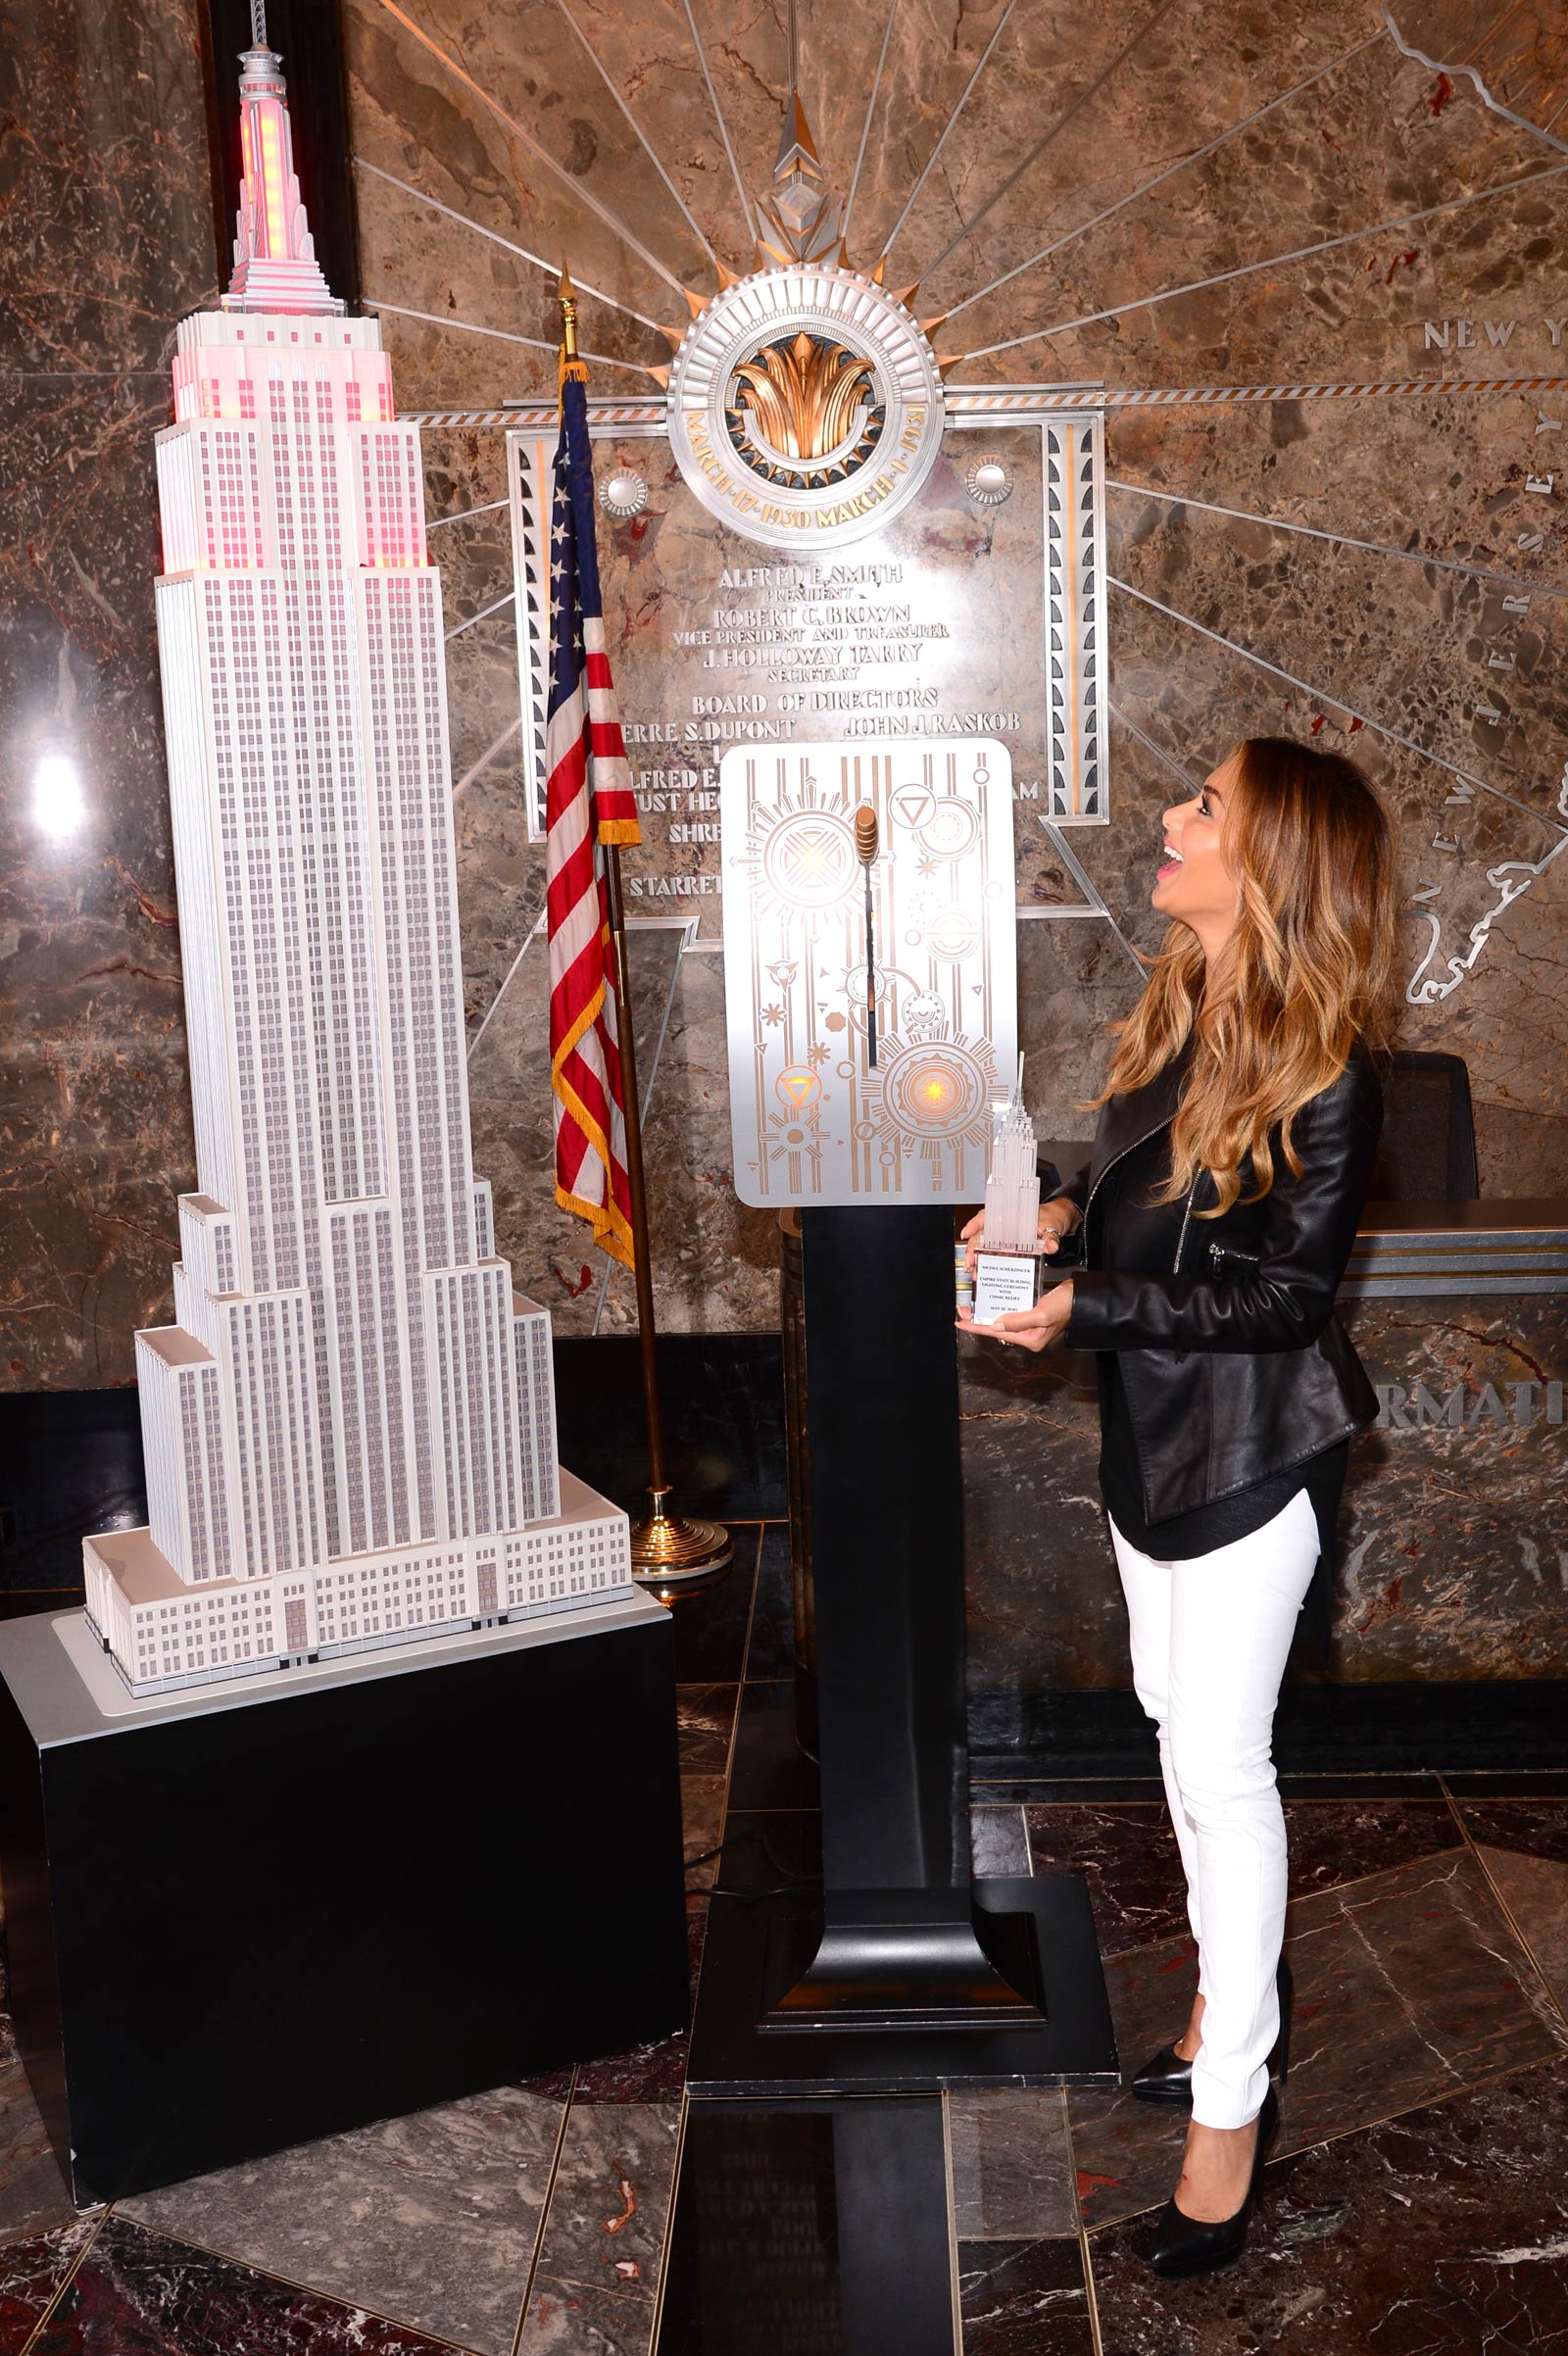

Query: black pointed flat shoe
[1129,1955,1294,2107]
[1149,2083,1280,2279]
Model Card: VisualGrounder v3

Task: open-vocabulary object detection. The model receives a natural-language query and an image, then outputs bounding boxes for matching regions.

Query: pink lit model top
[81,21,631,1696]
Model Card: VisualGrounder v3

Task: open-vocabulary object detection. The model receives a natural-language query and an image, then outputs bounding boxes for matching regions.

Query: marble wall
[1,0,217,1389]
[6,0,1568,1387]
[959,1285,1568,1690]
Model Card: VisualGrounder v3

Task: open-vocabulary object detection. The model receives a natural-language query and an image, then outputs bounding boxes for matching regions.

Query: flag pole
[558,269,732,1594]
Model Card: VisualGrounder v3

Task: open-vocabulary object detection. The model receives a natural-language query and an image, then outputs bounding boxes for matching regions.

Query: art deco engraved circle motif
[667,267,946,552]
[598,467,648,519]
[964,458,1012,506]
[760,806,858,909]
[878,1037,990,1141]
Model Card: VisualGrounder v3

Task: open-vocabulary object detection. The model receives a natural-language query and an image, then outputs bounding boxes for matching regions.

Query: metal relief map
[721,738,1016,1208]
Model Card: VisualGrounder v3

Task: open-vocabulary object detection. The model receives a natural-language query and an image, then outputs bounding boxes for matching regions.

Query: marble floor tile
[0,2215,100,2349]
[970,1806,1032,1880]
[1458,1795,1568,1863]
[0,2056,74,2244]
[949,2088,1077,2241]
[515,2101,679,2354]
[121,2084,565,2356]
[1067,1848,1567,2229]
[27,2214,460,2355]
[1086,2055,1568,2356]
[1472,1842,1568,2022]
[675,1685,739,1775]
[1026,1800,1465,1956]
[957,2235,1095,2356]
[678,1773,728,1890]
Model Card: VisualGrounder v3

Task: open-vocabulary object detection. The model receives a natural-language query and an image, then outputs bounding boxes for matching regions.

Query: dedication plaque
[718,736,1016,1209]
[506,393,1107,934]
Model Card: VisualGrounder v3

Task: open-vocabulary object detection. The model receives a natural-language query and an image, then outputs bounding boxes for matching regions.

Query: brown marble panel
[1024,1797,1463,1956]
[0,0,217,373]
[960,1285,1568,1691]
[956,50,1568,390]
[958,2233,1095,2356]
[1085,2052,1568,2356]
[1067,1847,1567,2230]
[1387,1,1568,142]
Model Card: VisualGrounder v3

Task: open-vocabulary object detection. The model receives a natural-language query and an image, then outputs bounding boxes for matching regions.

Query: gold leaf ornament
[731,331,874,462]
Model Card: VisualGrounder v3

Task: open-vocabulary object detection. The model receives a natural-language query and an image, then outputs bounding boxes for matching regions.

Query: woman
[959,735,1397,2278]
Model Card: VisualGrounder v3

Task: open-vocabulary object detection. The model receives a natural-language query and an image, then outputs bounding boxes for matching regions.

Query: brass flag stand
[559,270,731,1596]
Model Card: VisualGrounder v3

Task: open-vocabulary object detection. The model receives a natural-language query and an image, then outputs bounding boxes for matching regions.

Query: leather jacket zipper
[1172,1179,1198,1275]
[1078,1113,1180,1252]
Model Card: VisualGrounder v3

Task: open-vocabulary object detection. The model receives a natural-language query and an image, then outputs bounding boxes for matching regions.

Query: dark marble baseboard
[970,1680,1568,1779]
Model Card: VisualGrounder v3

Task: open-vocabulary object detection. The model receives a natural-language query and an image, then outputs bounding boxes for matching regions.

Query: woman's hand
[960,1195,1080,1274]
[956,1277,1074,1351]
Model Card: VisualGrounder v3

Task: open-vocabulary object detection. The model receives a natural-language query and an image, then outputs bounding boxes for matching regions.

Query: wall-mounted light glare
[33,753,86,842]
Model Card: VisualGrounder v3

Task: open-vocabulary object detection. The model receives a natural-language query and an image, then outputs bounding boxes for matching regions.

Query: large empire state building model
[83,32,630,1695]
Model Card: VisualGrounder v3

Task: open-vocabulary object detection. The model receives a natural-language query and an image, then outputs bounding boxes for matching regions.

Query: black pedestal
[0,1597,688,2205]
[687,1208,1117,2095]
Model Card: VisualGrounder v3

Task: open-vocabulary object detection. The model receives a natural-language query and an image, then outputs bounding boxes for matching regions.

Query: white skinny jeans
[1107,1486,1320,2129]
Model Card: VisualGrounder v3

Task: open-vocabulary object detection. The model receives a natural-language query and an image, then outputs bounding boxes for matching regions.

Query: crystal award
[971,1062,1051,1328]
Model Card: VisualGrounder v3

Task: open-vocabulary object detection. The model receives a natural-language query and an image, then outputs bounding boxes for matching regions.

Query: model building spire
[224,19,341,315]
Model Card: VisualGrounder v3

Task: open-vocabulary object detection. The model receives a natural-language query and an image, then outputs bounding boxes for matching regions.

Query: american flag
[546,362,642,1269]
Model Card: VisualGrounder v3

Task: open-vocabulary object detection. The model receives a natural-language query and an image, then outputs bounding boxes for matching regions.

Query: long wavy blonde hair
[1080,736,1400,1216]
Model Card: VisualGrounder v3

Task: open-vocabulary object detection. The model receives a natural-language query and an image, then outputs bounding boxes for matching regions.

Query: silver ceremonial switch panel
[720,737,1017,1208]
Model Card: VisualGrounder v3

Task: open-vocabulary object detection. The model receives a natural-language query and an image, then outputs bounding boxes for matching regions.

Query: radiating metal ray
[368,0,691,297]
[427,497,509,533]
[445,590,515,642]
[952,157,1568,361]
[1106,477,1568,604]
[1108,700,1204,795]
[454,717,523,802]
[1109,572,1568,839]
[843,0,898,254]
[876,0,1020,263]
[925,0,1184,287]
[679,0,756,242]
[356,158,670,334]
[1383,5,1568,155]
[368,298,654,371]
[551,0,722,269]
[942,31,1381,321]
[1038,821,1149,974]
[467,907,544,1062]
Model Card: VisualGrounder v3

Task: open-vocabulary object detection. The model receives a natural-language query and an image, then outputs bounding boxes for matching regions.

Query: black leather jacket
[1056,1038,1385,1523]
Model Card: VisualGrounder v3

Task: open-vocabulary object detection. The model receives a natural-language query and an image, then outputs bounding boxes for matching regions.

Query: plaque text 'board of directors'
[718,737,1016,1209]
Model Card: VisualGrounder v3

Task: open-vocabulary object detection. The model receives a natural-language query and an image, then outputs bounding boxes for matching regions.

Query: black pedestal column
[686,1207,1117,2095]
